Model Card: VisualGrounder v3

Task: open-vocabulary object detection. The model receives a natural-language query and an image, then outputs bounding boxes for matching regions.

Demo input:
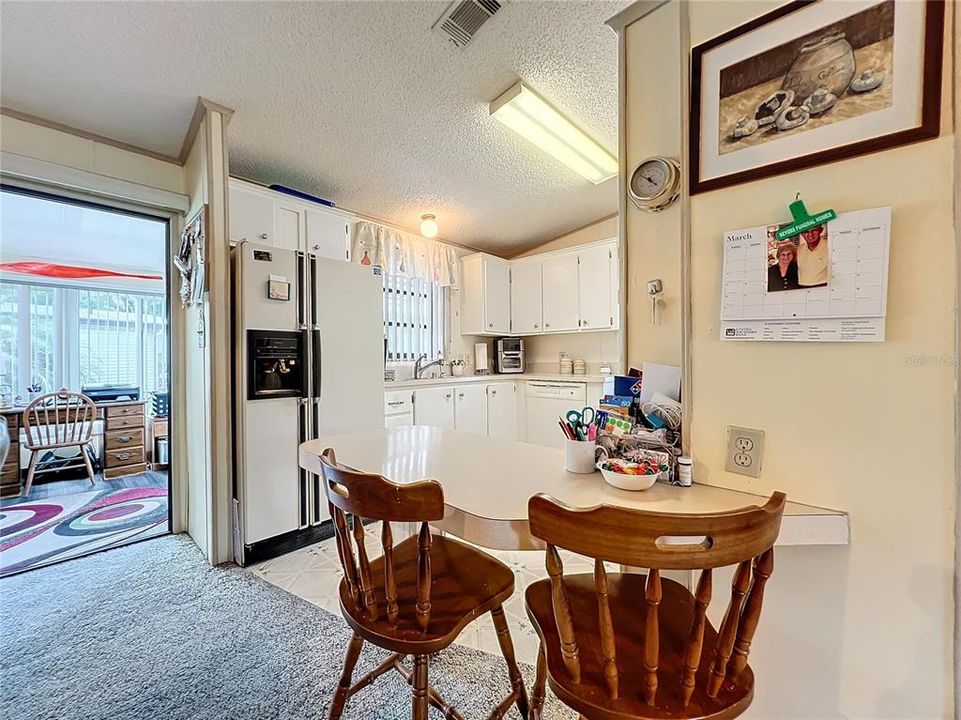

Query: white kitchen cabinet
[306,207,350,261]
[541,253,580,332]
[274,202,305,252]
[461,253,511,335]
[413,386,454,429]
[486,382,517,440]
[229,182,275,245]
[454,384,488,435]
[510,260,543,334]
[385,389,413,428]
[577,243,616,330]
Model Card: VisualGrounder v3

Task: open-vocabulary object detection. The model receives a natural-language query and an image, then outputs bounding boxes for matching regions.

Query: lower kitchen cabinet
[486,382,517,440]
[412,386,454,429]
[402,381,519,440]
[453,384,488,435]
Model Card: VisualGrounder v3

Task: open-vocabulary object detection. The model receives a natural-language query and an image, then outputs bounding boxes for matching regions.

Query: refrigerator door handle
[308,254,318,329]
[298,397,310,529]
[296,251,307,330]
[312,328,322,402]
[310,397,323,526]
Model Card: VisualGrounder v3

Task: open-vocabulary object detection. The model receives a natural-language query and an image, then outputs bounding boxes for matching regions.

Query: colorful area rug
[0,487,168,577]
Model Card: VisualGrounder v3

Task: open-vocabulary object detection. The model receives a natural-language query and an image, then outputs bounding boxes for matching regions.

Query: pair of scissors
[566,406,597,431]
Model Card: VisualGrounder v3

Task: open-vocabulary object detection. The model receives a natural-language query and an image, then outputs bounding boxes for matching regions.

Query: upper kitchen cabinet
[461,253,511,335]
[229,181,275,245]
[228,178,350,261]
[541,252,580,332]
[510,259,543,334]
[577,242,618,330]
[306,208,350,261]
[274,201,304,252]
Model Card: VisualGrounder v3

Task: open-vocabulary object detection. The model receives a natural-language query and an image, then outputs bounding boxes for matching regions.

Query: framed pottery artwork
[690,0,944,194]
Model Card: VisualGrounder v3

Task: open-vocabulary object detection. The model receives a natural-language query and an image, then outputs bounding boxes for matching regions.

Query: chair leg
[491,604,529,718]
[22,452,39,498]
[530,644,547,720]
[81,444,96,486]
[327,633,364,720]
[412,654,429,720]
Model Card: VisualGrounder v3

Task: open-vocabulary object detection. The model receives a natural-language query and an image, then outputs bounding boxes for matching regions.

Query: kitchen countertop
[300,426,850,550]
[385,373,611,389]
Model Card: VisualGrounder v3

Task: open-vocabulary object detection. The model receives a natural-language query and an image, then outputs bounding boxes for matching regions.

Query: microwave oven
[495,338,525,374]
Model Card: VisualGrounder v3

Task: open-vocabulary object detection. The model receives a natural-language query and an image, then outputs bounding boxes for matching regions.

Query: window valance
[352,221,459,288]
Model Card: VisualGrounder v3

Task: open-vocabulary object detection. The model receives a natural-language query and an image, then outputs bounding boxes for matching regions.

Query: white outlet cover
[725,426,764,478]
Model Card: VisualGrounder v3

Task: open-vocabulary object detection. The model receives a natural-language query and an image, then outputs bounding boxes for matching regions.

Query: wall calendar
[720,206,891,342]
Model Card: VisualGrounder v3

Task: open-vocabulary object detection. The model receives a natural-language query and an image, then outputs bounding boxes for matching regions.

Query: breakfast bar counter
[299,426,849,551]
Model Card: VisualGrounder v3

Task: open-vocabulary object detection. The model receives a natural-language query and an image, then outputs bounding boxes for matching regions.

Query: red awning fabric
[0,261,162,281]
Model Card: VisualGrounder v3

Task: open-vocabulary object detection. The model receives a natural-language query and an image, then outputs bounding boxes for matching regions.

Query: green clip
[775,196,837,241]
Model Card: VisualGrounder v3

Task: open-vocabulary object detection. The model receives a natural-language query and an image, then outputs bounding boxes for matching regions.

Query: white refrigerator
[232,242,384,561]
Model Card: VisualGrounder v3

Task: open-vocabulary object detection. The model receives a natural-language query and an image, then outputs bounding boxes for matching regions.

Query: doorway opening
[0,186,172,577]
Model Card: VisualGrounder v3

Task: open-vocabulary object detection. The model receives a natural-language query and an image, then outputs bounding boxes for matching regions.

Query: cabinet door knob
[533,324,539,328]
[491,390,497,396]
[582,319,589,326]
[545,323,551,328]
[458,392,465,399]
[259,233,268,240]
[488,323,493,328]
[445,393,451,399]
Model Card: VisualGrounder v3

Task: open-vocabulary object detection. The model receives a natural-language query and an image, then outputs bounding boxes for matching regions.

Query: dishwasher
[525,381,587,449]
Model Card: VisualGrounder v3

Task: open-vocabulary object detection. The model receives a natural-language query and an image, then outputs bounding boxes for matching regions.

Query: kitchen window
[382,274,444,363]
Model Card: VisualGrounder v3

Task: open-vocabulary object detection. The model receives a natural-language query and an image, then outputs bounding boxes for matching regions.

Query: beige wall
[511,214,617,258]
[621,2,956,717]
[624,1,684,367]
[182,118,213,559]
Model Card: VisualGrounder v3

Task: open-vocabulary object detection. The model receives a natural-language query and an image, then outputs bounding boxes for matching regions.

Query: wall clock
[629,157,681,213]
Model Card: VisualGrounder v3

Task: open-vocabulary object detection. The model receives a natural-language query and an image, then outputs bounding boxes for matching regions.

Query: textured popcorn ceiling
[1,1,626,254]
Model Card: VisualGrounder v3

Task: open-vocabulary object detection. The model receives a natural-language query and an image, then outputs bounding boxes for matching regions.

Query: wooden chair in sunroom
[23,390,97,497]
[316,447,529,720]
[525,491,786,720]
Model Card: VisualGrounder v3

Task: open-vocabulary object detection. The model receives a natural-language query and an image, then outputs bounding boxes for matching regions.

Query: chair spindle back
[528,491,785,707]
[23,390,95,450]
[318,448,445,629]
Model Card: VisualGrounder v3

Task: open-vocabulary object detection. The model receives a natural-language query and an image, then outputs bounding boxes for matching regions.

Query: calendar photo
[766,223,829,293]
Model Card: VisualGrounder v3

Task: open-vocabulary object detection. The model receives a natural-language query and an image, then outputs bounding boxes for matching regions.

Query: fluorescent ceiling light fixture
[489,82,618,185]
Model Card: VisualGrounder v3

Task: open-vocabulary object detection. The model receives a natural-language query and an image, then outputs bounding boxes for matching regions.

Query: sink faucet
[414,353,444,379]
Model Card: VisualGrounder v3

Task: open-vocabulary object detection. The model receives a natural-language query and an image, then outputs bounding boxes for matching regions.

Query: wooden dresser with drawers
[102,401,147,478]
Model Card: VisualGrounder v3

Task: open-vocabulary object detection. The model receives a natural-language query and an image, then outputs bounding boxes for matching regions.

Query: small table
[299,426,849,551]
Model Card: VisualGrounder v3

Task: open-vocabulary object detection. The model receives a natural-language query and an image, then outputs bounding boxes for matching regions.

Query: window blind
[382,274,444,363]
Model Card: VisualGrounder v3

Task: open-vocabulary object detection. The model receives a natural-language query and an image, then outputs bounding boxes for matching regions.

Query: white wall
[622,2,957,717]
[1,115,184,194]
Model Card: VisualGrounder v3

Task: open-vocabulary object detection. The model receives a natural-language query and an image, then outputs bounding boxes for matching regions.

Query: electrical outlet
[725,426,764,478]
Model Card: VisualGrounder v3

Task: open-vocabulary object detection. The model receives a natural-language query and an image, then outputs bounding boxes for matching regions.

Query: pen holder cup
[565,440,597,474]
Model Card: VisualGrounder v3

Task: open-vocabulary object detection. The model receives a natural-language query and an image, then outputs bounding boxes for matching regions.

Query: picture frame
[690,0,944,194]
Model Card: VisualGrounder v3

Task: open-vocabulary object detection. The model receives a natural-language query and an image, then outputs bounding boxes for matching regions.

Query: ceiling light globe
[420,214,438,238]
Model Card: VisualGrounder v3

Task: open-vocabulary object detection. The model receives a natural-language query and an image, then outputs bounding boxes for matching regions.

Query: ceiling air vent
[432,0,504,48]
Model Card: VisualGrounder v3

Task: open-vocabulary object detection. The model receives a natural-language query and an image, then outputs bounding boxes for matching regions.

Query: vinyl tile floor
[248,530,595,665]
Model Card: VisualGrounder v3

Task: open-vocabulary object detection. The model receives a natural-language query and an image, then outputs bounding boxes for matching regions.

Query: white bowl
[598,462,662,492]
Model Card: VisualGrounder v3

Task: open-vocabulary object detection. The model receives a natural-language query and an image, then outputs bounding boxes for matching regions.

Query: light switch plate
[725,426,764,478]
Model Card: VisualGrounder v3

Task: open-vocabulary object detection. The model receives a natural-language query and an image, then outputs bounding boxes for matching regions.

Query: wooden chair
[318,448,529,720]
[525,492,786,720]
[22,390,97,497]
